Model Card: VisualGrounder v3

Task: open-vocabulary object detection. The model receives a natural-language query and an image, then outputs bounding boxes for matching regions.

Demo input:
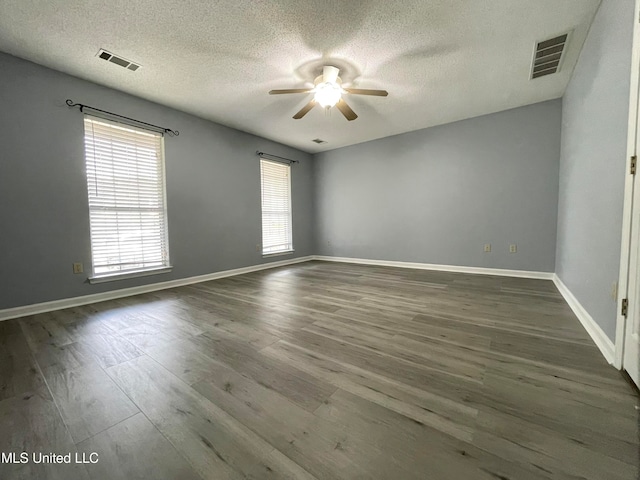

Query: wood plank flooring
[0,261,638,479]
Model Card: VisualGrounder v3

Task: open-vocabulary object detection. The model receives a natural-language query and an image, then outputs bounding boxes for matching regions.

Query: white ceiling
[0,0,601,153]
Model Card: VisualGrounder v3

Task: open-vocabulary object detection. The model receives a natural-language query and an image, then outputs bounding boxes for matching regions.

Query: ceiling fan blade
[335,99,358,121]
[344,88,388,97]
[323,66,340,84]
[293,99,316,119]
[269,89,313,95]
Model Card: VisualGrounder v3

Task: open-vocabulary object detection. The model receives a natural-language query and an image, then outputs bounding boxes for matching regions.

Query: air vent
[531,33,568,79]
[312,138,327,144]
[96,49,141,72]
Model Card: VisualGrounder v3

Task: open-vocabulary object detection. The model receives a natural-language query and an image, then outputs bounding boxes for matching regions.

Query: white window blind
[83,116,170,276]
[260,159,293,255]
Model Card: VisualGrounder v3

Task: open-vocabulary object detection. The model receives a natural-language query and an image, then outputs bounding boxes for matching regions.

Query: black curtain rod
[66,99,179,136]
[256,151,299,164]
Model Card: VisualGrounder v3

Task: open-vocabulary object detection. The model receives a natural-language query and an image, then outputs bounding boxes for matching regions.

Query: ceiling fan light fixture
[314,82,342,108]
[269,65,387,121]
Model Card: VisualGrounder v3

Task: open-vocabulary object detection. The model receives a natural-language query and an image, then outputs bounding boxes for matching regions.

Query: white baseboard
[0,256,315,322]
[552,274,616,365]
[313,255,554,280]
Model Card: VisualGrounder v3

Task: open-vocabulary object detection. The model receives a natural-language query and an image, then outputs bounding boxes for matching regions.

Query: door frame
[615,0,640,371]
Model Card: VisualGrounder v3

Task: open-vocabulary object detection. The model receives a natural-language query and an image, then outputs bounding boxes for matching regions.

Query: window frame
[82,115,172,283]
[260,158,294,257]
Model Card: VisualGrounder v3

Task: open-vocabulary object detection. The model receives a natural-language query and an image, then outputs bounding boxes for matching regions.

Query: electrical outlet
[72,262,84,274]
[509,244,517,253]
[256,244,261,252]
[483,244,491,253]
[327,240,331,247]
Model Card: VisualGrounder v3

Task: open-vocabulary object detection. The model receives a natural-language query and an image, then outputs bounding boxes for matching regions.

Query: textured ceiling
[0,0,601,153]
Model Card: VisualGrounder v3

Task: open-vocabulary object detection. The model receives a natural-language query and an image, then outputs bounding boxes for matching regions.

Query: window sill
[262,250,295,258]
[88,266,173,284]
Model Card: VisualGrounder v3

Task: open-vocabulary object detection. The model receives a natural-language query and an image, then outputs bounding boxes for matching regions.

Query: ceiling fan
[269,66,388,121]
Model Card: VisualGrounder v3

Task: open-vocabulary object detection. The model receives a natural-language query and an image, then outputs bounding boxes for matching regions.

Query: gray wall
[555,0,635,341]
[0,52,315,310]
[314,100,562,272]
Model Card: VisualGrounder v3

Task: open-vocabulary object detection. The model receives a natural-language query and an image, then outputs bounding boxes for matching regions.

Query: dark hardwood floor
[0,261,638,479]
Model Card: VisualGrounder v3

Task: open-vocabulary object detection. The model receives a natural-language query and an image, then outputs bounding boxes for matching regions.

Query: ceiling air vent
[97,49,141,71]
[531,33,568,79]
[312,138,327,144]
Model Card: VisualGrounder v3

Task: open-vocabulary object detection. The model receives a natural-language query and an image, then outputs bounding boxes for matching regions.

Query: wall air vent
[312,138,327,144]
[531,33,568,79]
[97,49,141,72]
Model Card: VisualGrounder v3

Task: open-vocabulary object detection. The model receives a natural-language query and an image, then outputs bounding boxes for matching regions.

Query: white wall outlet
[484,244,491,253]
[509,244,517,253]
[72,262,84,274]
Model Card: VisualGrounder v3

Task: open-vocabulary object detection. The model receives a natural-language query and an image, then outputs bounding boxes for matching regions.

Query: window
[83,116,170,280]
[260,158,293,255]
